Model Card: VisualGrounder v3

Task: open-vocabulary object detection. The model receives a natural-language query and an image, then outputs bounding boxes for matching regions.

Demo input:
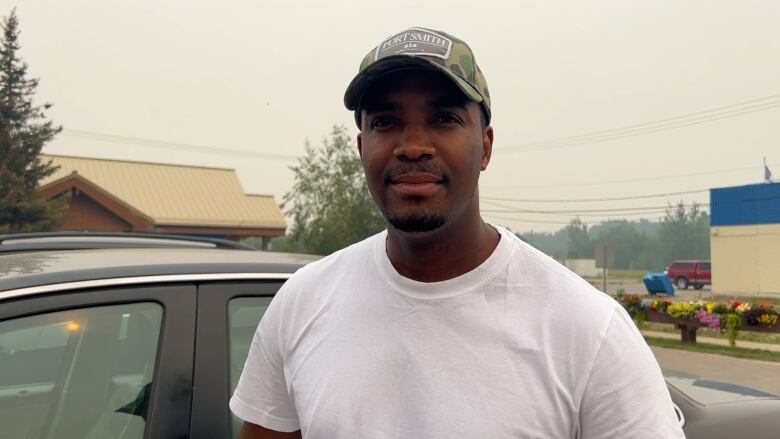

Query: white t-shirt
[230,226,684,438]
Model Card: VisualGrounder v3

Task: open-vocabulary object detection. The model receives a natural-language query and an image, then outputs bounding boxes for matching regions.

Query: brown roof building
[37,155,287,244]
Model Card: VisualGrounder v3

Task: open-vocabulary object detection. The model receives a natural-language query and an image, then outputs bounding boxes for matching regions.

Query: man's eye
[371,116,396,129]
[434,113,460,124]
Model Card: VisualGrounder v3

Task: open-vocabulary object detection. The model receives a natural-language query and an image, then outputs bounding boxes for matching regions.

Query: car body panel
[666,259,712,288]
[0,284,197,439]
[190,282,284,439]
[1,238,777,438]
[0,248,317,293]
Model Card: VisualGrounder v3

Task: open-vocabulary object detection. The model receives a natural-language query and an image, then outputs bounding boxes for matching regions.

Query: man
[231,27,684,438]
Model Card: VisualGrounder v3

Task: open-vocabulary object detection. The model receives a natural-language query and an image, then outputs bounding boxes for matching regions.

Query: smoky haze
[12,0,780,233]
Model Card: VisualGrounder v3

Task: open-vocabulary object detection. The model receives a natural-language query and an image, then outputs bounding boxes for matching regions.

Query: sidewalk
[641,330,780,353]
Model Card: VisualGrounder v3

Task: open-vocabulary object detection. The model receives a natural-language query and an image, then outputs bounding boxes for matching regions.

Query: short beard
[387,213,446,233]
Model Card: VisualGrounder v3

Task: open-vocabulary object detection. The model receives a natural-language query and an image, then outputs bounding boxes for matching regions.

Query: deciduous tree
[275,125,385,255]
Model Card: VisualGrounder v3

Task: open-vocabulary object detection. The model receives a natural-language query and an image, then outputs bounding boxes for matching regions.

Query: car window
[672,262,695,269]
[228,296,273,438]
[0,302,163,439]
[700,262,711,270]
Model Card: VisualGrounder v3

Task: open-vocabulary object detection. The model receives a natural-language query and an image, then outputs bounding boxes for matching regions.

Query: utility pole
[602,250,608,294]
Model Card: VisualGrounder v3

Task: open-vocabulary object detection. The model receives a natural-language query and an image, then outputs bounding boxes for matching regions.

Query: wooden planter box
[740,319,780,334]
[645,310,780,343]
[646,311,701,343]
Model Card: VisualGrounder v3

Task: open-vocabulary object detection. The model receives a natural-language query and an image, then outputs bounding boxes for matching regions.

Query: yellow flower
[759,314,778,327]
[706,303,715,314]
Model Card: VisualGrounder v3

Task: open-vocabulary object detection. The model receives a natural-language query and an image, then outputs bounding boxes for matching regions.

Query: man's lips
[390,173,442,184]
[388,173,444,197]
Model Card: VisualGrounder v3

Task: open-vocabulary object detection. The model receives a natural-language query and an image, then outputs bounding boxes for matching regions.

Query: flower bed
[616,293,780,345]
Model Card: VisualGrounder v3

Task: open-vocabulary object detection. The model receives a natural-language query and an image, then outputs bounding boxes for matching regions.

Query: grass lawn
[606,269,647,281]
[642,322,780,345]
[583,269,647,284]
[644,336,780,363]
[612,292,780,305]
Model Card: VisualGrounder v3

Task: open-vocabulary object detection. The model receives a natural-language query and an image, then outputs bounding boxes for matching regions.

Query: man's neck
[385,215,500,283]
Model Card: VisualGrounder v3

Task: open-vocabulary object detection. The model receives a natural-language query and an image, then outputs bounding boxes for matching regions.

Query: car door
[190,280,287,439]
[699,262,712,284]
[0,284,196,439]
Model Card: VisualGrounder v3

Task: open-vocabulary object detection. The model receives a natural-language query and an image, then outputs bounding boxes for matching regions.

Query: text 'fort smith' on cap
[344,27,491,127]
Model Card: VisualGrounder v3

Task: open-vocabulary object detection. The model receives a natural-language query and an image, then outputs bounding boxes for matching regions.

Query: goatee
[387,214,446,233]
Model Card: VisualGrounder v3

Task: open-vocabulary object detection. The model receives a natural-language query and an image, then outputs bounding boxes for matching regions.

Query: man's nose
[394,124,434,161]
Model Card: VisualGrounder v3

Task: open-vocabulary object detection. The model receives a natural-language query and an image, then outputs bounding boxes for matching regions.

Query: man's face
[357,69,493,233]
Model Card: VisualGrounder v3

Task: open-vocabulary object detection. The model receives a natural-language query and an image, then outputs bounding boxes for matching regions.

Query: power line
[484,209,672,219]
[493,94,780,154]
[483,213,668,225]
[513,102,780,152]
[483,192,780,217]
[482,205,679,214]
[480,200,688,218]
[512,101,778,152]
[60,128,300,162]
[516,93,780,148]
[495,95,780,153]
[482,200,678,221]
[481,215,576,225]
[482,162,779,190]
[480,180,773,225]
[485,183,780,227]
[481,188,707,203]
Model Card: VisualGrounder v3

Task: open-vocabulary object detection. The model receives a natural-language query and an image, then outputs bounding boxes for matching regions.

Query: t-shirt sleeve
[229,287,301,433]
[578,306,685,439]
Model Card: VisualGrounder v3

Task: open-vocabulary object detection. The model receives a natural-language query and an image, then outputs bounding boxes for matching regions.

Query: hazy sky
[10,0,780,233]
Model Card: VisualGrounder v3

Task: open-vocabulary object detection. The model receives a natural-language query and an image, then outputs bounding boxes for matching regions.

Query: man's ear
[481,126,493,171]
[357,132,363,159]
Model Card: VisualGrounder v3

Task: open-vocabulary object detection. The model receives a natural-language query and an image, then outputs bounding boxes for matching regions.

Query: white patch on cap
[374,28,453,61]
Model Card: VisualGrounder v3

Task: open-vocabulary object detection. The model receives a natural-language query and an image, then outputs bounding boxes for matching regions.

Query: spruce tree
[0,9,66,233]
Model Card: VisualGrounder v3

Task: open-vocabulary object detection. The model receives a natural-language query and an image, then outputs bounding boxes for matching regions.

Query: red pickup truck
[666,260,711,290]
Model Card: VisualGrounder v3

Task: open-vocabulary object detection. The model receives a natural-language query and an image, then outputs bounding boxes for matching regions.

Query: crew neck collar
[373,224,516,300]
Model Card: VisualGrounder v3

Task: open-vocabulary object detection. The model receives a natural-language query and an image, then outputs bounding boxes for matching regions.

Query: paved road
[651,346,780,396]
[589,280,715,299]
[591,278,780,399]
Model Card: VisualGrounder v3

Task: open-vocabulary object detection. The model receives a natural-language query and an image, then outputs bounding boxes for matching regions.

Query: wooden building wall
[60,192,132,232]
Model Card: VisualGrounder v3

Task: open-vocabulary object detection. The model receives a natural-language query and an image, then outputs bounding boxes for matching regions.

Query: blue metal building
[709,182,780,295]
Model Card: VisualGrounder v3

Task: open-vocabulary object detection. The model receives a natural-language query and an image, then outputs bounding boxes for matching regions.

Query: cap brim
[344,56,484,125]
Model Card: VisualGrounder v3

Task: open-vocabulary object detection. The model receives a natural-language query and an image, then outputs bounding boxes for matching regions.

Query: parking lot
[592,279,717,300]
[652,346,780,397]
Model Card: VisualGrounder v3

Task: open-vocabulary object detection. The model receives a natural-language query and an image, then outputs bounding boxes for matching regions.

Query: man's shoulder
[284,230,385,288]
[501,232,632,358]
[500,230,620,313]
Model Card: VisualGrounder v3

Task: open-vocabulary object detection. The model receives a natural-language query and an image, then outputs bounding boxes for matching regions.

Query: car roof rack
[0,231,256,253]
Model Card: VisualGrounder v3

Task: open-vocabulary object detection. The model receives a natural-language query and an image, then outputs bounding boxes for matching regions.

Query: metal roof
[39,155,287,229]
[0,247,320,293]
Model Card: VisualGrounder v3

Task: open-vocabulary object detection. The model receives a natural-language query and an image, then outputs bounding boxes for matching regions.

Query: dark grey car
[0,233,317,439]
[1,233,778,438]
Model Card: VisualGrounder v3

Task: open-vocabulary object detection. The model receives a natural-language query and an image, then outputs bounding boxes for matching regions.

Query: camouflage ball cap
[344,27,491,127]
